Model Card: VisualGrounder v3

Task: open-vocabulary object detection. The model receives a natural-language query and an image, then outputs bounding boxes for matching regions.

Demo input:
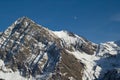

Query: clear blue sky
[0,0,120,43]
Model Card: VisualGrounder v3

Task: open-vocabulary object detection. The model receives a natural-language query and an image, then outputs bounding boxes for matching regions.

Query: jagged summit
[14,16,39,28]
[15,16,33,23]
[0,17,61,79]
[0,17,96,80]
[0,17,120,80]
[13,16,33,27]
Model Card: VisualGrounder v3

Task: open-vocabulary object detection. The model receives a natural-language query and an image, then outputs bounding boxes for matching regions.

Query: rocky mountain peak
[0,17,59,79]
[15,16,33,24]
[0,17,120,80]
[0,17,85,80]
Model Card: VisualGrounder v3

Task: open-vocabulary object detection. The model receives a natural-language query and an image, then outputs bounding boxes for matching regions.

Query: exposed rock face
[0,17,120,80]
[0,17,86,80]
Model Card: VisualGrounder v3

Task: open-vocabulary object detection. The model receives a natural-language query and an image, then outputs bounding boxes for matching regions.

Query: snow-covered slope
[0,17,120,80]
[54,31,120,80]
[53,30,97,55]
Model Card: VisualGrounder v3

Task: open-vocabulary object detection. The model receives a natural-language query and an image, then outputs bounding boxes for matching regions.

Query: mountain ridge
[0,17,120,80]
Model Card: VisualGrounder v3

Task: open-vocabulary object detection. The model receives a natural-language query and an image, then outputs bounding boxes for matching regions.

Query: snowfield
[54,30,120,80]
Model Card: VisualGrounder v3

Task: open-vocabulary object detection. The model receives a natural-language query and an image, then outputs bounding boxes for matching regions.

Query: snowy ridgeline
[54,30,120,80]
[68,42,120,80]
[53,30,120,80]
[0,17,120,80]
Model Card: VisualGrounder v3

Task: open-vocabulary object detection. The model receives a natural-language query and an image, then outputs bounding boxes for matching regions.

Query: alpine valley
[0,17,120,80]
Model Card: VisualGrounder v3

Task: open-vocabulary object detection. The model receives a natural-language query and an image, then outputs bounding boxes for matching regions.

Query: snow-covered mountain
[0,17,120,80]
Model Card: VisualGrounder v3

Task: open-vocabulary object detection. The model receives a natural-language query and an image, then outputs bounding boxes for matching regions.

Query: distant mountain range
[0,17,120,80]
